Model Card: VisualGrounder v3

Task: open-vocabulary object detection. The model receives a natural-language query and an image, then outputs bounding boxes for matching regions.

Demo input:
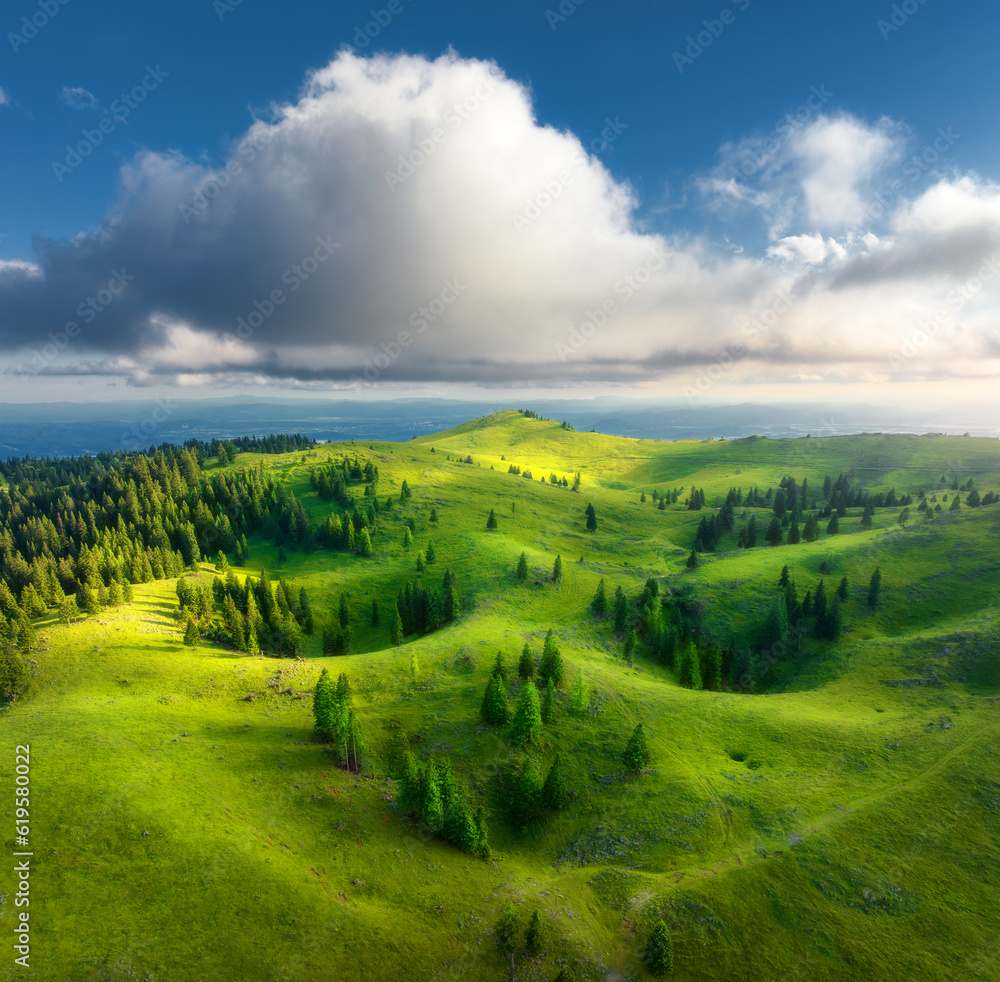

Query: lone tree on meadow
[867,567,882,610]
[552,554,563,582]
[525,909,545,957]
[686,550,699,570]
[644,920,674,976]
[390,609,404,646]
[487,509,498,530]
[516,552,529,582]
[623,722,651,773]
[585,502,597,531]
[493,904,521,982]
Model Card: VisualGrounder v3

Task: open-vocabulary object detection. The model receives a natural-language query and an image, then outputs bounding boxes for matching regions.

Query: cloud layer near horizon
[2,50,999,392]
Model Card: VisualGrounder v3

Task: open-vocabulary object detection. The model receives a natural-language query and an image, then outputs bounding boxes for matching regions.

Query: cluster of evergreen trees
[396,750,490,857]
[182,433,314,461]
[0,444,321,632]
[177,567,313,656]
[312,669,366,769]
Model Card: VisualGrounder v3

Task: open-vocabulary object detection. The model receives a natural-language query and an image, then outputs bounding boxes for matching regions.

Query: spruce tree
[623,722,651,772]
[837,576,849,601]
[516,552,529,581]
[525,909,545,957]
[540,677,555,723]
[0,643,28,699]
[613,586,629,634]
[827,514,839,535]
[590,579,608,616]
[518,643,535,680]
[391,609,404,646]
[538,630,564,687]
[765,517,783,545]
[486,509,498,530]
[402,527,413,549]
[585,504,597,532]
[481,674,511,726]
[701,644,723,691]
[339,593,350,628]
[425,540,436,564]
[493,904,521,982]
[552,554,562,582]
[313,668,335,740]
[644,920,674,976]
[867,567,882,609]
[492,650,508,681]
[678,642,702,689]
[542,754,568,810]
[415,551,425,573]
[686,550,699,570]
[183,618,199,647]
[510,679,543,746]
[779,564,790,587]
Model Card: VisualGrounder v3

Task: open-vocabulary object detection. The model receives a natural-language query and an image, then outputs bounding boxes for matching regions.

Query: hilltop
[1,411,999,981]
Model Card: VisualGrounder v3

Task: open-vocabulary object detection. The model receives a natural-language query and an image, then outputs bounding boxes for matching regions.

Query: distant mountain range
[0,396,995,458]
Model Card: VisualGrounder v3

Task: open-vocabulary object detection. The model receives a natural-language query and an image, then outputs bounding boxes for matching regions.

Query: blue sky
[2,0,999,404]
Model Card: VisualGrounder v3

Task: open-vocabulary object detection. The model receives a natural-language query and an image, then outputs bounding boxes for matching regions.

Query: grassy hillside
[3,412,1000,981]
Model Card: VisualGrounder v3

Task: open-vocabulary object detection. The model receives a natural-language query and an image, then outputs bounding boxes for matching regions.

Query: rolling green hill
[2,412,999,981]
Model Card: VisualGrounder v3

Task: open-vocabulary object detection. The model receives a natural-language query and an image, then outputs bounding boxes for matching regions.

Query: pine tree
[339,592,350,628]
[429,507,438,522]
[788,516,801,544]
[391,609,404,645]
[511,758,543,826]
[612,586,629,634]
[779,564,789,587]
[590,579,608,616]
[765,517,783,546]
[516,552,529,581]
[313,668,335,740]
[425,540,436,564]
[402,527,413,549]
[686,550,699,570]
[552,554,562,582]
[678,642,702,689]
[701,644,723,691]
[486,509,498,530]
[518,643,535,680]
[538,630,564,687]
[867,567,882,609]
[415,551,425,573]
[585,503,597,532]
[525,909,545,957]
[644,920,674,976]
[540,677,555,723]
[492,650,508,681]
[0,642,28,699]
[837,576,849,601]
[481,674,511,726]
[510,679,543,746]
[623,628,637,666]
[357,527,374,557]
[542,754,568,810]
[623,722,651,772]
[827,514,840,535]
[183,618,199,647]
[493,904,521,982]
[950,494,961,511]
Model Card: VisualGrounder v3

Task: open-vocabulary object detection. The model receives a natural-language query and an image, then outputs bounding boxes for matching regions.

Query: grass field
[2,412,999,981]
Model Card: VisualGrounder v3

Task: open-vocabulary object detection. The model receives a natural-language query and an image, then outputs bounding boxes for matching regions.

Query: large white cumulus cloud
[2,49,1000,392]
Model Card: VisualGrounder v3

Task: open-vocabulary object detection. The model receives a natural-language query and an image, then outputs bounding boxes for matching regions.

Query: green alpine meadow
[1,410,999,981]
